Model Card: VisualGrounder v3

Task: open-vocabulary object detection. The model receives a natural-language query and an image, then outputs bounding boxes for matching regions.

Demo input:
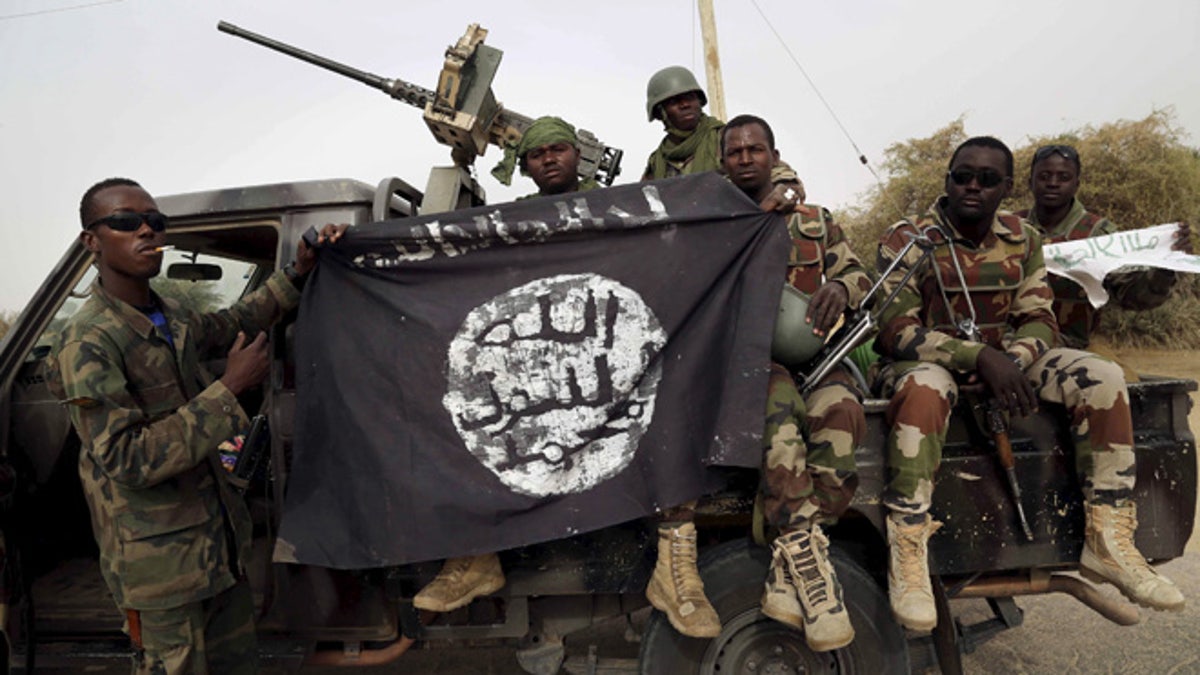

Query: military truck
[0,22,1193,675]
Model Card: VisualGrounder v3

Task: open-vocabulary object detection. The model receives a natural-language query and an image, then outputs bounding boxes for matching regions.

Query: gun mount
[217,21,623,212]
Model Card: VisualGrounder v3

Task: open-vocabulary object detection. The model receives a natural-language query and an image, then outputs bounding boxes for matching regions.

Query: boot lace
[669,529,708,602]
[1110,510,1156,578]
[785,530,836,612]
[895,523,931,589]
[433,556,473,585]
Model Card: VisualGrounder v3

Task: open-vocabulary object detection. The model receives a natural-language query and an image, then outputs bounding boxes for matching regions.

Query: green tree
[149,278,224,315]
[841,109,1200,348]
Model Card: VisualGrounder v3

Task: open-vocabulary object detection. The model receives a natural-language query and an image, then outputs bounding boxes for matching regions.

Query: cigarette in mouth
[154,245,175,253]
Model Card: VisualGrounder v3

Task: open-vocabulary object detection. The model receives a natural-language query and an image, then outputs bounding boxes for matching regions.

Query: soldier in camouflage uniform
[874,138,1184,633]
[724,114,873,651]
[642,66,805,212]
[1015,144,1191,350]
[415,117,609,618]
[48,178,345,674]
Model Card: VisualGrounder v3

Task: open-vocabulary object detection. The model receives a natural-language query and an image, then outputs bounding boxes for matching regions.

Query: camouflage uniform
[1016,199,1177,349]
[875,198,1136,514]
[762,205,872,532]
[642,114,805,197]
[47,269,301,674]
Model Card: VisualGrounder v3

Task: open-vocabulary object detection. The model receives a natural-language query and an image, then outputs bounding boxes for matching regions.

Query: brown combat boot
[646,522,721,638]
[762,526,854,651]
[887,512,941,632]
[1079,502,1185,611]
[413,553,506,612]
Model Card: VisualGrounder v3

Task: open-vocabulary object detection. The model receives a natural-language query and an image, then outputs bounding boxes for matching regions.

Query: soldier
[428,115,726,639]
[1015,143,1193,350]
[415,117,606,616]
[48,178,345,674]
[873,137,1185,633]
[491,115,600,198]
[642,65,805,212]
[722,114,872,651]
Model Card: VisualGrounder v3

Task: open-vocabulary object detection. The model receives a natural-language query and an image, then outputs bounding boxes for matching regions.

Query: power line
[0,0,122,21]
[748,0,905,217]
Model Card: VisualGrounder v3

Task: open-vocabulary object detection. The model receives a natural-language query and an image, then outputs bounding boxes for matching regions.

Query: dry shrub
[838,108,1200,348]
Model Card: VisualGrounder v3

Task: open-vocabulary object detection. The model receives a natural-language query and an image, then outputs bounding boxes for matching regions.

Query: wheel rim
[701,608,849,675]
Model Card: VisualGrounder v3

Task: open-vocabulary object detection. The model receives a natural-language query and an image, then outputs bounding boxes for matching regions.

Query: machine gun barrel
[217,21,436,109]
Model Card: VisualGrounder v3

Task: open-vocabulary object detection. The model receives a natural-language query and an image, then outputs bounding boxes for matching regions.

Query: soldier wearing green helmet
[642,66,805,213]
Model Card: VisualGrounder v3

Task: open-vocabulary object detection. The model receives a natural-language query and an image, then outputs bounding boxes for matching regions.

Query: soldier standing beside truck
[1015,143,1193,351]
[872,137,1185,634]
[721,114,873,652]
[46,178,344,675]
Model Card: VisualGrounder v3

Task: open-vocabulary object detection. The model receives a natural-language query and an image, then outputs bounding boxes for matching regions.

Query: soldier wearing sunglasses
[47,178,345,674]
[870,137,1184,634]
[1016,144,1192,351]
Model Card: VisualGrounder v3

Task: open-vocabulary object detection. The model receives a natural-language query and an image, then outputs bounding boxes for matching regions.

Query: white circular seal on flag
[442,273,667,498]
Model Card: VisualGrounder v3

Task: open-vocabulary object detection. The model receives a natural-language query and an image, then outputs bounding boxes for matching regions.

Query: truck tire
[638,538,908,674]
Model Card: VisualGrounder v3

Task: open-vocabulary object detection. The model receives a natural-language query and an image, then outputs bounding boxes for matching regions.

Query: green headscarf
[491,116,579,186]
[645,113,725,180]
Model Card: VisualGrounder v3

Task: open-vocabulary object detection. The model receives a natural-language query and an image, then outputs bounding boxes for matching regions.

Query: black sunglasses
[1032,144,1079,165]
[85,211,169,233]
[947,168,1007,188]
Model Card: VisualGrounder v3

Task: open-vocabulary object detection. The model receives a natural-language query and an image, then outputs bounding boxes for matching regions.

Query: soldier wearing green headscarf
[491,116,600,199]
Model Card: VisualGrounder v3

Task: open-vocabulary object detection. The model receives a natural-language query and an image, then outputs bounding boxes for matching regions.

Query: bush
[840,108,1200,348]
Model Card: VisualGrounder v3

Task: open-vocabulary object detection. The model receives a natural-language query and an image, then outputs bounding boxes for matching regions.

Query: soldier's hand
[806,281,849,337]
[759,182,803,213]
[294,223,350,276]
[221,331,270,395]
[977,347,1037,418]
[1171,221,1194,254]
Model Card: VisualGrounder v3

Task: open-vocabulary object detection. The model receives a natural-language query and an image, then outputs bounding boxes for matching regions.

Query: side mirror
[167,263,223,282]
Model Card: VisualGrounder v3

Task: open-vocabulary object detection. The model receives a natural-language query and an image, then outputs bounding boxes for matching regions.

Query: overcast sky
[1,0,1196,313]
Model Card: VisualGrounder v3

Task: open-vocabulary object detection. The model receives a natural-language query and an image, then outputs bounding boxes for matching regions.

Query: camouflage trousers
[762,362,863,532]
[878,348,1136,514]
[128,578,257,675]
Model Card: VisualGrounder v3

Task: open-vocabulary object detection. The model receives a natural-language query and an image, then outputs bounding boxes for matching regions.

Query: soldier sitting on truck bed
[642,65,804,212]
[422,116,724,640]
[1015,143,1193,353]
[872,136,1185,634]
[721,114,874,652]
[47,177,345,675]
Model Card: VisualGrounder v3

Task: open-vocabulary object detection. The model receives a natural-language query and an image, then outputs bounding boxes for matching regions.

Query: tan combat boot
[886,512,941,632]
[413,552,506,612]
[646,522,721,638]
[763,526,854,651]
[1079,502,1185,611]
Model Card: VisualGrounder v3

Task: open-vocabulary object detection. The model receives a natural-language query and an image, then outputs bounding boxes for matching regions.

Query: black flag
[276,173,789,568]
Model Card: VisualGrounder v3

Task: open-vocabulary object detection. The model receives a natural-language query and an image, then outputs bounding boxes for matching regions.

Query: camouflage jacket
[47,270,300,610]
[1016,198,1176,349]
[876,198,1057,372]
[785,203,872,309]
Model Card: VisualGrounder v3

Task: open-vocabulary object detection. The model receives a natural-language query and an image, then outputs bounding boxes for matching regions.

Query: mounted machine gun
[217,21,624,213]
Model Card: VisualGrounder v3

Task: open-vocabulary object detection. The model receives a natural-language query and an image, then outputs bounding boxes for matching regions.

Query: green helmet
[645,66,707,122]
[771,284,825,371]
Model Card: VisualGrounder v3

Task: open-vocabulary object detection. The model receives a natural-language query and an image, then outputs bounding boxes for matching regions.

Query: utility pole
[697,0,727,121]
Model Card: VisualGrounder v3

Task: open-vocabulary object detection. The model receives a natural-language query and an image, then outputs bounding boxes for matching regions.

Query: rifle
[217,21,623,187]
[983,399,1035,541]
[228,413,270,495]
